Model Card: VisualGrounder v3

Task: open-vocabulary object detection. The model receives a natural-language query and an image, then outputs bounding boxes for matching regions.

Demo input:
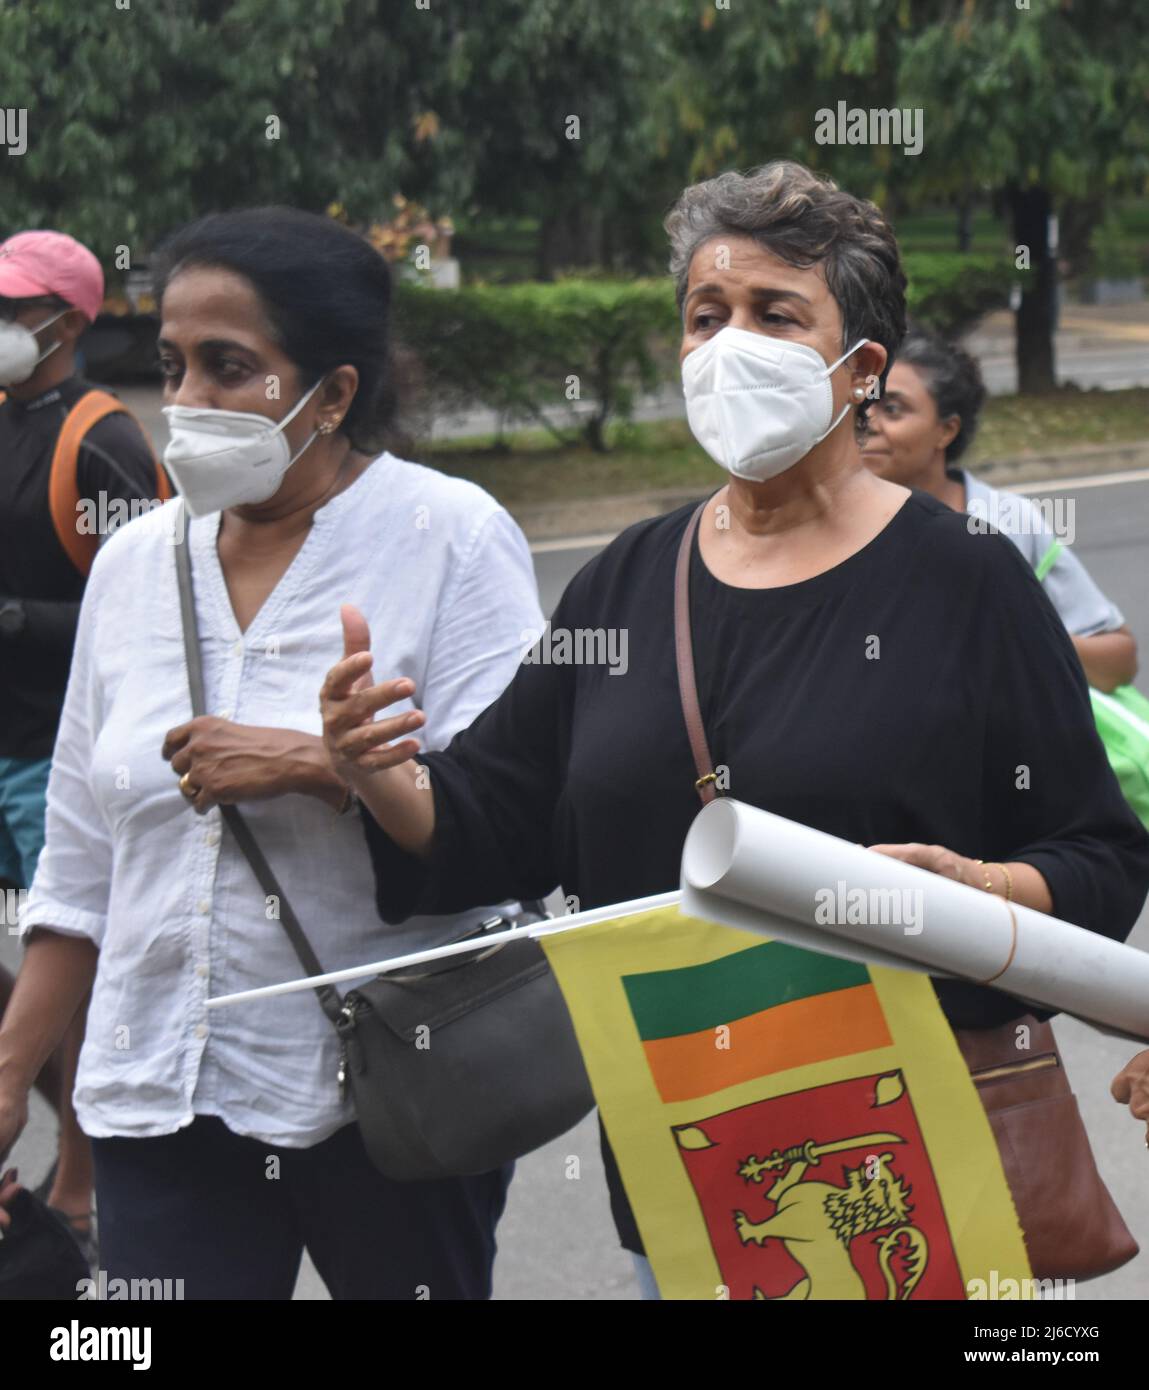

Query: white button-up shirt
[21,455,544,1146]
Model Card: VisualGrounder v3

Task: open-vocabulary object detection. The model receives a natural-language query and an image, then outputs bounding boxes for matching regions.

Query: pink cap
[0,231,104,322]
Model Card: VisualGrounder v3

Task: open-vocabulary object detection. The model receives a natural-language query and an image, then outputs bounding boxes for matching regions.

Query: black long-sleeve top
[361,488,1149,1251]
[0,377,159,758]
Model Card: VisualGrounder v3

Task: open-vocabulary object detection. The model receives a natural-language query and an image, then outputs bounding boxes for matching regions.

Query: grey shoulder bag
[174,525,593,1181]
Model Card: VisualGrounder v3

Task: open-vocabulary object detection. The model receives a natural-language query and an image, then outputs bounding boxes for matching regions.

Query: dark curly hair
[664,160,907,425]
[894,325,987,463]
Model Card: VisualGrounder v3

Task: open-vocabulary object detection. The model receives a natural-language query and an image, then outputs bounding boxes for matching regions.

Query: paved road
[5,470,1149,1300]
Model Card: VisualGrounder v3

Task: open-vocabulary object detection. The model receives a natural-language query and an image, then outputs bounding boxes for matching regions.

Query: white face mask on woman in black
[682,326,869,482]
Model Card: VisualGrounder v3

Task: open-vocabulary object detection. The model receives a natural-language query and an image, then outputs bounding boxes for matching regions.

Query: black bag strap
[173,513,344,1029]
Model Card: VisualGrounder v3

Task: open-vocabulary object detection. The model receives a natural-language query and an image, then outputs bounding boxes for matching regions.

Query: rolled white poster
[681,797,1149,1043]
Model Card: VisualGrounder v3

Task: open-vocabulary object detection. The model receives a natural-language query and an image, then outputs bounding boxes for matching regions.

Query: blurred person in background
[861,325,1137,691]
[0,230,164,1264]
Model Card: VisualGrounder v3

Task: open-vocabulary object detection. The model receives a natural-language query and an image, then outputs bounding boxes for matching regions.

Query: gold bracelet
[973,859,994,893]
[988,861,1013,902]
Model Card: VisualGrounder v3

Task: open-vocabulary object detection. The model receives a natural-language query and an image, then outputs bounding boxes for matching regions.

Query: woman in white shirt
[861,326,1137,691]
[0,207,544,1299]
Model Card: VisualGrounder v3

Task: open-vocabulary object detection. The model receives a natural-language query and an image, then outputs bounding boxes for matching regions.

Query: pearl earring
[852,386,865,402]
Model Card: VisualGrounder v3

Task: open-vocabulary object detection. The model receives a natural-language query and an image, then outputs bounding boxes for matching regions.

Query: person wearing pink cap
[0,230,166,1268]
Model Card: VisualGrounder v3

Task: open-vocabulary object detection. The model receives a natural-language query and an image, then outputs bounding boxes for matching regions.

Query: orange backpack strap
[48,389,170,576]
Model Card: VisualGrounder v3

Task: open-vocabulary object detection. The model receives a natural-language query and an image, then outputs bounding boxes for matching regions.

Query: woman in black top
[320,161,1149,1272]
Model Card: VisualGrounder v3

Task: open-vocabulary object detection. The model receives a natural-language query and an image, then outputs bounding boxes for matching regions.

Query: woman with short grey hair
[321,160,1149,1295]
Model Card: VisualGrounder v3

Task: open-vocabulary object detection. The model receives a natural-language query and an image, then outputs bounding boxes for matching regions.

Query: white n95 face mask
[682,327,869,482]
[162,378,324,517]
[0,309,68,387]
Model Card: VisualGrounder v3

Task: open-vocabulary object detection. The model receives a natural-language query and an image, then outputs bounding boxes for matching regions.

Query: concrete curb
[513,440,1149,542]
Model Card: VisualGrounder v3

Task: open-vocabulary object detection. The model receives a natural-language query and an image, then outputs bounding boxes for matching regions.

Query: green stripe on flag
[622,940,870,1041]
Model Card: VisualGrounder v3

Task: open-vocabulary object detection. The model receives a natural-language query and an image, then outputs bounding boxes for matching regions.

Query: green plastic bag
[1089,685,1149,832]
[1037,539,1149,831]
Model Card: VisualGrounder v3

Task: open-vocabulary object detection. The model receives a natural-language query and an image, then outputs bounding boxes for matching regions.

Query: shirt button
[197,900,211,915]
[204,828,220,846]
[195,1024,207,1039]
[196,964,208,978]
[231,639,244,659]
[219,708,233,721]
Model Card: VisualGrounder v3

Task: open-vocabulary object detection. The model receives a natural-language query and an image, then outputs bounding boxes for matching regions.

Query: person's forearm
[0,930,98,1096]
[1073,631,1138,693]
[982,861,1052,915]
[346,759,436,859]
[291,732,355,811]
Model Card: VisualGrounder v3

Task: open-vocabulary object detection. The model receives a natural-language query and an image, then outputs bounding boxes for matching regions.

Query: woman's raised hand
[320,605,426,778]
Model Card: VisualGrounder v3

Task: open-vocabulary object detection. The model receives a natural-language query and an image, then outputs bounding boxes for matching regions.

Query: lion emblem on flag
[732,1137,927,1300]
[672,1069,964,1299]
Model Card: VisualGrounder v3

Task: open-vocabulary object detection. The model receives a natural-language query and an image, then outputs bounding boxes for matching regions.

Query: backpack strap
[1035,538,1063,583]
[48,389,170,576]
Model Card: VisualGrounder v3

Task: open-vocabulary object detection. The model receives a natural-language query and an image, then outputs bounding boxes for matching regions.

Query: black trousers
[91,1116,512,1300]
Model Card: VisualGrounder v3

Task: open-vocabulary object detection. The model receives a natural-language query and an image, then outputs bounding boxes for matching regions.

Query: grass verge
[422,388,1149,510]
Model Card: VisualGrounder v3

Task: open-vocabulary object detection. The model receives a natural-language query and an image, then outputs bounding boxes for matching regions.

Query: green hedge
[903,251,1025,337]
[396,255,1022,450]
[395,278,679,451]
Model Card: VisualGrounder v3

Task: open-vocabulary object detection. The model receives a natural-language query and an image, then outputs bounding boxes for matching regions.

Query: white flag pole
[206,890,681,1010]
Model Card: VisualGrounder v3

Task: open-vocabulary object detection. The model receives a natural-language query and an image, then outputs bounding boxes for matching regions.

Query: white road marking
[1004,466,1149,495]
[530,531,621,554]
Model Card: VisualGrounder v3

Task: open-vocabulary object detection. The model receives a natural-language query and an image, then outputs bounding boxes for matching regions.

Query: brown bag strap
[675,500,722,805]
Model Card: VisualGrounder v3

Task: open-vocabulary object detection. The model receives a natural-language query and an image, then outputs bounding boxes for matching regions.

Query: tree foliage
[2,0,1144,392]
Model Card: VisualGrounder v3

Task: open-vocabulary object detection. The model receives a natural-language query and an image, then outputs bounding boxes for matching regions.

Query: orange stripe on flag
[641,983,891,1102]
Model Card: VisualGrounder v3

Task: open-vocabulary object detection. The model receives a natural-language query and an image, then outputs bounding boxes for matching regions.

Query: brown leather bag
[953,1017,1136,1280]
[673,498,1138,1283]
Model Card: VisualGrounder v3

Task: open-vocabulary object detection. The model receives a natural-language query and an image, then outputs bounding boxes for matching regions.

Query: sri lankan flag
[541,907,1031,1301]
